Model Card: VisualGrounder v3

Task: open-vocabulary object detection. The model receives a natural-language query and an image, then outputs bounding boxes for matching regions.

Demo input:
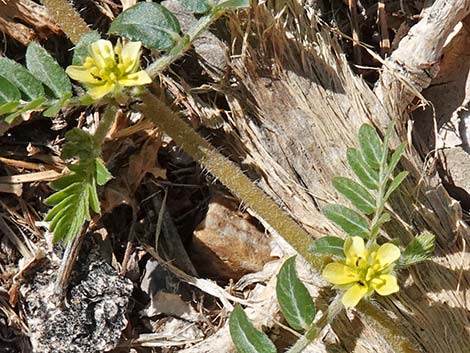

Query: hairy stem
[41,0,90,44]
[94,104,118,146]
[145,8,225,78]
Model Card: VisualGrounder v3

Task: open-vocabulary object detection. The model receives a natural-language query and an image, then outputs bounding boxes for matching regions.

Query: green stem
[93,104,118,146]
[145,8,225,78]
[368,125,394,245]
[41,0,91,44]
[286,330,316,353]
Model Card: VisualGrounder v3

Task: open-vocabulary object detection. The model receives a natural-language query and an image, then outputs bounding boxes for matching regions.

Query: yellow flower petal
[90,40,114,69]
[372,274,399,296]
[120,41,142,74]
[342,283,368,307]
[119,71,152,87]
[376,243,401,267]
[66,65,100,84]
[87,82,115,100]
[344,236,366,263]
[322,263,360,285]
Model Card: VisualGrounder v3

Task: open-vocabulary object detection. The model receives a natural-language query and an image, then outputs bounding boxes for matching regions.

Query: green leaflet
[346,147,379,190]
[310,236,345,258]
[0,57,45,100]
[323,204,369,238]
[42,94,72,118]
[358,124,383,170]
[387,143,406,176]
[26,42,72,99]
[332,176,375,214]
[276,256,316,331]
[384,171,408,201]
[4,97,47,124]
[229,305,276,353]
[109,3,181,51]
[95,158,113,186]
[0,102,20,115]
[179,0,211,13]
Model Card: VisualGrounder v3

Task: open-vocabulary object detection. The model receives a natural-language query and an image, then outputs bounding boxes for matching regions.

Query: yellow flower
[66,39,152,100]
[322,236,400,307]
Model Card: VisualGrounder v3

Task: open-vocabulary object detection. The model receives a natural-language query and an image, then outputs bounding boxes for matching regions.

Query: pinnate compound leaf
[323,204,369,238]
[310,236,345,258]
[332,176,375,214]
[346,148,378,190]
[45,159,105,243]
[0,57,45,100]
[179,0,211,13]
[26,42,72,98]
[45,175,91,243]
[359,124,383,169]
[384,171,408,200]
[216,0,250,9]
[73,31,102,65]
[276,256,316,331]
[399,232,435,267]
[229,305,276,353]
[0,76,20,105]
[109,3,181,51]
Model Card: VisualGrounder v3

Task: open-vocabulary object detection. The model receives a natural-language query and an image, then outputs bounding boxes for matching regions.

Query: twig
[53,224,87,301]
[377,1,390,56]
[348,0,362,65]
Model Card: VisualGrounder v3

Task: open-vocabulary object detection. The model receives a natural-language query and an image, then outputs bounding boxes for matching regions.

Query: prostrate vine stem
[41,0,90,44]
[93,104,118,145]
[145,9,223,78]
[42,1,420,352]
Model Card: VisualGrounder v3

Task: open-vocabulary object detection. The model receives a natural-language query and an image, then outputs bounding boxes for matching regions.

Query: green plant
[310,124,434,305]
[0,1,434,352]
[0,0,252,243]
[229,124,435,351]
